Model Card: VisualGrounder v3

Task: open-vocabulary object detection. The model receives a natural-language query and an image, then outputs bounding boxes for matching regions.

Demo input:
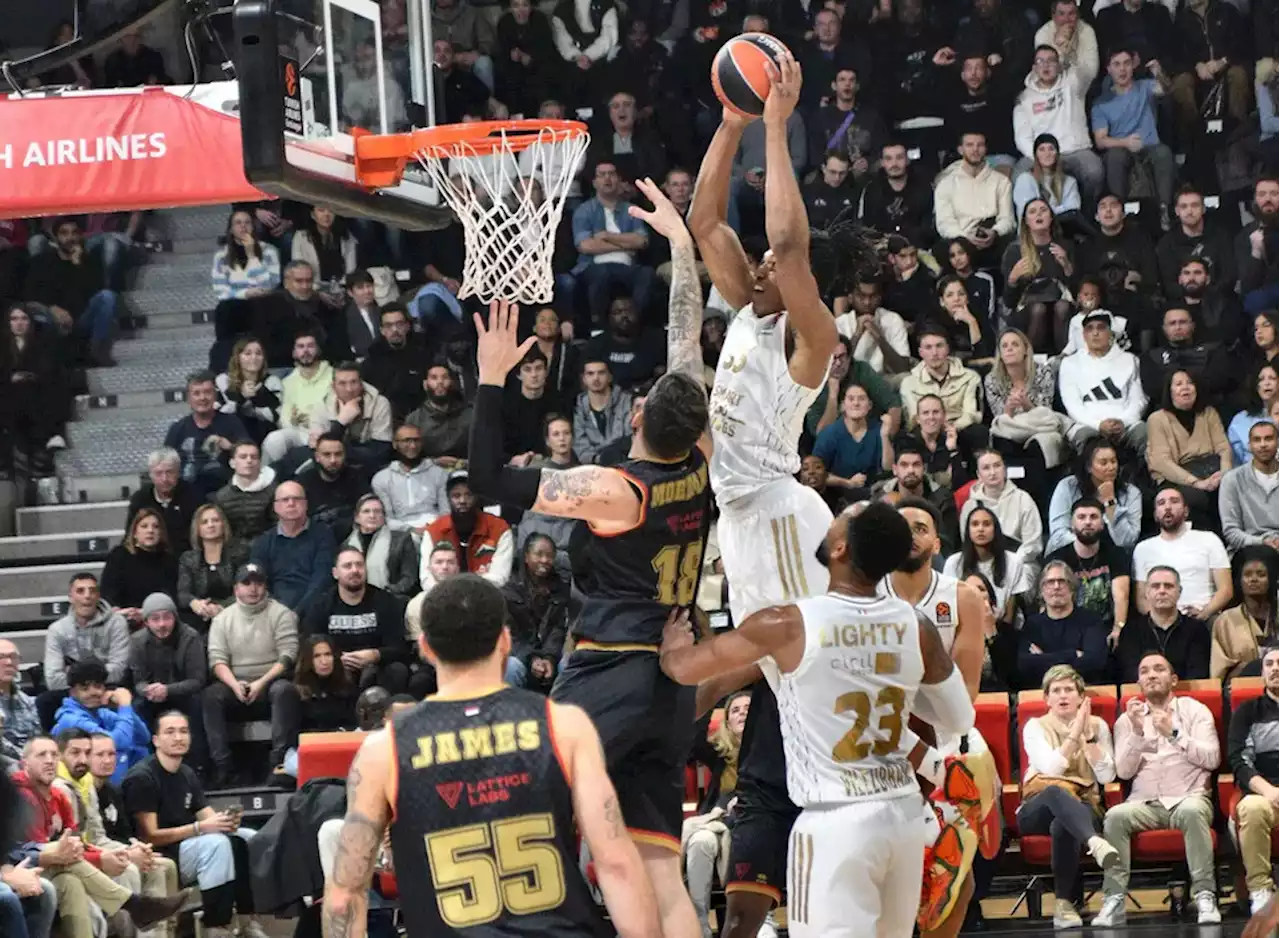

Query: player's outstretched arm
[659,606,802,686]
[762,52,838,390]
[913,610,976,738]
[322,731,393,938]
[468,302,644,531]
[695,663,764,719]
[552,702,663,938]
[688,111,755,311]
[951,581,986,700]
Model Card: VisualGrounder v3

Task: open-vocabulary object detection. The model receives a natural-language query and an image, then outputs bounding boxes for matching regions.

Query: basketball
[711,32,792,118]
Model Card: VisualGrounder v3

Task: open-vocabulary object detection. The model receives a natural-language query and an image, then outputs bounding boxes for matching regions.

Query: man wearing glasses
[1017,560,1110,688]
[0,640,40,765]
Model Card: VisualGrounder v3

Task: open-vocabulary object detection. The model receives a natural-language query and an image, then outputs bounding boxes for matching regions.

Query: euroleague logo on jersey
[934,602,953,627]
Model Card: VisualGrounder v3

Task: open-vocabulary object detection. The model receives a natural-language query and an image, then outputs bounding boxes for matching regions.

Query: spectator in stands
[1001,199,1076,354]
[100,508,179,627]
[431,0,496,91]
[129,450,203,556]
[522,306,579,412]
[833,276,911,377]
[0,844,54,938]
[945,54,1018,173]
[122,710,261,938]
[1156,186,1237,300]
[419,471,513,590]
[306,362,394,472]
[799,454,845,515]
[301,546,409,694]
[51,660,149,785]
[1045,496,1133,641]
[985,327,1063,455]
[1117,567,1211,681]
[812,383,892,500]
[1018,561,1109,687]
[212,442,276,543]
[883,236,936,319]
[807,67,885,184]
[1058,311,1149,458]
[571,162,652,327]
[872,443,961,556]
[582,295,665,391]
[128,593,206,761]
[900,329,985,451]
[370,425,448,534]
[164,372,247,500]
[961,449,1043,569]
[1,304,69,459]
[1014,47,1102,204]
[1142,306,1235,410]
[802,152,857,232]
[1181,265,1245,360]
[343,494,419,600]
[210,211,280,356]
[1035,0,1098,87]
[934,131,1016,268]
[205,563,300,787]
[261,331,334,465]
[943,506,1033,623]
[290,206,357,298]
[1133,485,1233,619]
[214,339,282,447]
[0,638,39,764]
[1169,0,1251,145]
[1211,548,1278,679]
[293,635,357,734]
[928,275,997,367]
[23,216,120,366]
[179,502,251,636]
[296,433,366,542]
[1090,50,1175,219]
[103,28,170,87]
[1248,311,1279,375]
[1047,440,1142,554]
[1013,134,1085,221]
[359,305,427,424]
[886,395,959,496]
[856,142,936,248]
[18,736,188,938]
[1146,369,1233,525]
[341,270,380,360]
[1237,178,1278,311]
[1094,0,1179,73]
[1016,664,1118,930]
[405,541,463,672]
[1229,364,1279,465]
[342,38,409,130]
[406,362,473,465]
[1078,193,1160,288]
[1095,652,1221,926]
[40,574,130,726]
[1220,421,1279,553]
[494,0,558,114]
[590,92,667,193]
[252,261,335,371]
[573,359,633,464]
[501,348,559,460]
[1227,644,1279,914]
[249,482,335,615]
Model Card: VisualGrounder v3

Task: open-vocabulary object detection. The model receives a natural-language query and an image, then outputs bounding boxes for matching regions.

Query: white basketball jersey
[709,307,824,505]
[883,569,961,654]
[770,592,924,809]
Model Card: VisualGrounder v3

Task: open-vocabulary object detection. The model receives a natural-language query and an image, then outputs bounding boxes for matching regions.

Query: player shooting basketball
[463,180,712,938]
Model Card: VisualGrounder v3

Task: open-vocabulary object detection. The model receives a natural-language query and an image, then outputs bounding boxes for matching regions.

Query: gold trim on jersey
[770,514,808,600]
[574,641,660,653]
[789,830,814,924]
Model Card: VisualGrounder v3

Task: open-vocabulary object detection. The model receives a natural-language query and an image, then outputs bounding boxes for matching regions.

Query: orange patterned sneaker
[917,803,978,931]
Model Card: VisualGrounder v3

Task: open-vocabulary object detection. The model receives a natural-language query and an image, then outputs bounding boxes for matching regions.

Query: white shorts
[787,795,932,938]
[718,478,834,622]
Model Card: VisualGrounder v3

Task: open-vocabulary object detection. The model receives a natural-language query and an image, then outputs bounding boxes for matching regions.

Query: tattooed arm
[322,731,392,938]
[550,702,662,938]
[529,465,643,533]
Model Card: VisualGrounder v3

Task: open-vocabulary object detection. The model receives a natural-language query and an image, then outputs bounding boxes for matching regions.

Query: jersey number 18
[651,542,705,606]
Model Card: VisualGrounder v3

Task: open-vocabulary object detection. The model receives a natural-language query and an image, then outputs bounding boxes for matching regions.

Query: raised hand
[762,49,802,126]
[474,300,536,387]
[628,178,692,244]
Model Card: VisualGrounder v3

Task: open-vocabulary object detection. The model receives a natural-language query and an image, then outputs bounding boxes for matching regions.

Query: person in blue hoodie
[51,659,150,785]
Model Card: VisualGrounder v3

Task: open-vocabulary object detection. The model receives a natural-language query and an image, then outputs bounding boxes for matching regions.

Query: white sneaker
[1251,889,1275,915]
[1053,898,1083,929]
[1091,894,1127,927]
[755,910,778,938]
[1087,835,1119,870]
[46,435,66,450]
[1194,890,1221,924]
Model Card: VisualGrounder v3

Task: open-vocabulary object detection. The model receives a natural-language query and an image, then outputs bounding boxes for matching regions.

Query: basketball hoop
[355,119,590,305]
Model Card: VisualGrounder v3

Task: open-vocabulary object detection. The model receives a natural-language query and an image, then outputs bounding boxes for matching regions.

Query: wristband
[193,820,201,836]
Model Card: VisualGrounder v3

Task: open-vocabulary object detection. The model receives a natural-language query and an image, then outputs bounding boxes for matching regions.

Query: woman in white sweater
[960,449,1043,571]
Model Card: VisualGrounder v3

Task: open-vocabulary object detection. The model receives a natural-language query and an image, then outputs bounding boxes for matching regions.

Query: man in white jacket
[1034,0,1099,88]
[1013,44,1105,203]
[1058,311,1149,454]
[934,130,1016,266]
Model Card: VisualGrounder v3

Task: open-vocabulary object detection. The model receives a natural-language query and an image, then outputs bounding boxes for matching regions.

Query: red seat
[296,731,366,786]
[1013,686,1117,862]
[1117,680,1222,862]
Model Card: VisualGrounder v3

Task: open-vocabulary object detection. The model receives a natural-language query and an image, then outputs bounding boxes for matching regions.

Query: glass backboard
[234,0,447,229]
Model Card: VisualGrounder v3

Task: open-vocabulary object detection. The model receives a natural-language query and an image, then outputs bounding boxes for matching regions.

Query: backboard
[233,0,451,230]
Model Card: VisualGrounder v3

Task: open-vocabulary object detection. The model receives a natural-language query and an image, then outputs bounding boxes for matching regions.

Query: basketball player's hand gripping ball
[762,49,802,125]
[474,300,537,384]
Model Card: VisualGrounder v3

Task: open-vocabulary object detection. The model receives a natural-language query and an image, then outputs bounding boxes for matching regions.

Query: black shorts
[724,802,801,906]
[551,648,696,851]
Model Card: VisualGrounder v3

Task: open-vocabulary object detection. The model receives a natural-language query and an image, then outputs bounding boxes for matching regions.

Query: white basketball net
[413,125,590,306]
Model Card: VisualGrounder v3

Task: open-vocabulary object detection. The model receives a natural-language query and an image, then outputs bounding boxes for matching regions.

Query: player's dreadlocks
[808,216,885,299]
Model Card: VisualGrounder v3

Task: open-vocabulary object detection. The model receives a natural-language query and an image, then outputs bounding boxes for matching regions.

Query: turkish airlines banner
[0,84,268,216]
